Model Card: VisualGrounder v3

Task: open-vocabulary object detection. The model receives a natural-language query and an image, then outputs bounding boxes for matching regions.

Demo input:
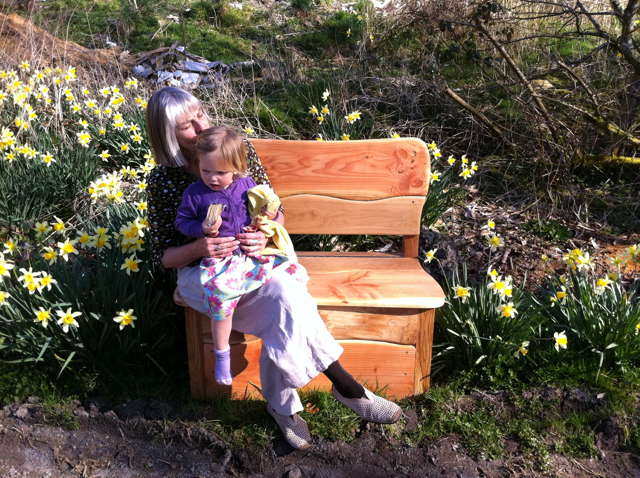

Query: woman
[146,87,402,450]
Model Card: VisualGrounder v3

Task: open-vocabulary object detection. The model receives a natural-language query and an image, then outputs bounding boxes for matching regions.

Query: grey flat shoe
[266,404,312,450]
[332,386,402,424]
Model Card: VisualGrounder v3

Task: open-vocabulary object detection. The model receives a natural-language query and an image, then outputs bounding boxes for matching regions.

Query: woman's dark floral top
[147,141,274,267]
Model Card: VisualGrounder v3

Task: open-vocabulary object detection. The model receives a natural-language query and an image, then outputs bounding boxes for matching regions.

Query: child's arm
[175,190,208,238]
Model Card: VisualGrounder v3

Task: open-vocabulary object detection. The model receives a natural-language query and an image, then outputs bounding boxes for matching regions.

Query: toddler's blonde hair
[195,126,247,175]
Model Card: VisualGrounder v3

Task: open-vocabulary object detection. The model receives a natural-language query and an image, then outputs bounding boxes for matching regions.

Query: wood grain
[281,195,424,235]
[300,255,446,309]
[252,138,431,200]
[185,308,206,399]
[318,306,420,344]
[414,309,436,394]
[203,339,417,400]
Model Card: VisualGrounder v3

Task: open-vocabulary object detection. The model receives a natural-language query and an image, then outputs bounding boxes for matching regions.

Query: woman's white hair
[146,87,203,167]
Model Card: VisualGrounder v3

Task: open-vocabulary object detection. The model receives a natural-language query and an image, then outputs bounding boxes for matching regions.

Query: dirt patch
[0,12,133,78]
[1,393,638,477]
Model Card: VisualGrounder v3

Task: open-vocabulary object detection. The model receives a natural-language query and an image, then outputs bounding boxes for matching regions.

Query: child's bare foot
[214,347,232,385]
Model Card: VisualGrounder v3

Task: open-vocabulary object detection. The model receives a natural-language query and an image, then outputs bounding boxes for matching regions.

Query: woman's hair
[195,126,247,174]
[145,86,206,167]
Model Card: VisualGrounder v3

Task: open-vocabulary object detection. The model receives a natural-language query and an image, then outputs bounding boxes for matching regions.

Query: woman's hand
[199,235,239,258]
[236,229,267,256]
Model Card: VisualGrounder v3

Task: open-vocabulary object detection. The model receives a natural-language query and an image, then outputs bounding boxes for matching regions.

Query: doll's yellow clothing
[247,185,297,262]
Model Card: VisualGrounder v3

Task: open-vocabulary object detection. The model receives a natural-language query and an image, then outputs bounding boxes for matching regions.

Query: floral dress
[174,175,307,321]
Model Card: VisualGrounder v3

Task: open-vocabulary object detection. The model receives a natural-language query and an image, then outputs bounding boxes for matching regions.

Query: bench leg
[185,308,207,399]
[414,309,435,394]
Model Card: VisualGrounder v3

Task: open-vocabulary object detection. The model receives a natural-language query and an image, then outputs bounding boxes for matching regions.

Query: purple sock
[214,347,232,385]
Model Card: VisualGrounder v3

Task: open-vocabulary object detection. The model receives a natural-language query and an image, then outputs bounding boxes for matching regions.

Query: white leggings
[177,266,343,415]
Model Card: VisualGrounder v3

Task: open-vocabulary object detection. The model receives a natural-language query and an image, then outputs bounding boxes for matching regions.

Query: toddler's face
[199,151,234,191]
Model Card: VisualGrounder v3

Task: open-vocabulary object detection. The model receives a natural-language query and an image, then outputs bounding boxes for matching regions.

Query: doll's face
[198,151,234,191]
[175,106,210,155]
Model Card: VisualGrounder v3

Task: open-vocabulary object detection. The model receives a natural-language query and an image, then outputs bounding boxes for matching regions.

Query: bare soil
[1,389,639,478]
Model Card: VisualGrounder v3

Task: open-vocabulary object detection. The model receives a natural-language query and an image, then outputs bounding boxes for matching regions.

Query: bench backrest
[251,138,431,258]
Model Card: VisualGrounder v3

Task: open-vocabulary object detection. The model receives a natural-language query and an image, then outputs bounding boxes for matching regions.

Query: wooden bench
[177,138,446,400]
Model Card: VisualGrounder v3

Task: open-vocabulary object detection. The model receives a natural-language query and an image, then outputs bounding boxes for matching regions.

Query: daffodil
[98,150,111,161]
[76,231,91,245]
[553,331,568,351]
[515,341,529,358]
[486,220,495,230]
[40,152,55,166]
[17,267,40,285]
[341,134,350,141]
[56,308,81,333]
[113,309,137,330]
[33,221,50,235]
[0,254,15,280]
[487,234,504,249]
[77,130,91,147]
[121,255,141,275]
[135,201,148,212]
[3,239,17,255]
[244,127,255,135]
[41,247,58,264]
[120,143,130,153]
[308,105,319,116]
[37,272,56,292]
[454,286,471,302]
[425,249,437,263]
[321,105,330,115]
[549,288,567,306]
[594,276,611,294]
[57,239,79,261]
[430,171,441,183]
[497,302,517,318]
[0,290,9,306]
[51,217,65,233]
[432,149,442,159]
[34,307,51,328]
[344,110,362,124]
[321,89,330,101]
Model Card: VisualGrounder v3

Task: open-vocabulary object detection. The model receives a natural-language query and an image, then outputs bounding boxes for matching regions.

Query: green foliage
[535,269,640,378]
[422,162,469,227]
[522,218,572,242]
[433,264,540,381]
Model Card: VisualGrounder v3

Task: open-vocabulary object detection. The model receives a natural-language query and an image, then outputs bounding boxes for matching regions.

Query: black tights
[323,361,365,399]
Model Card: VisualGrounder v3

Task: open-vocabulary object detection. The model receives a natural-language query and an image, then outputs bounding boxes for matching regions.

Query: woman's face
[174,106,210,155]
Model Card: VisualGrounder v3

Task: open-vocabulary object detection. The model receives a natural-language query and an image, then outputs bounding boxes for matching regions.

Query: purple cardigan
[175,176,256,238]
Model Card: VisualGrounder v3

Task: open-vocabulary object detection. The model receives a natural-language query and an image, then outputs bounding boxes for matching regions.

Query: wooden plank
[202,339,417,400]
[185,308,206,400]
[300,256,446,309]
[414,309,435,394]
[281,195,424,235]
[318,306,420,345]
[402,235,420,258]
[252,138,430,200]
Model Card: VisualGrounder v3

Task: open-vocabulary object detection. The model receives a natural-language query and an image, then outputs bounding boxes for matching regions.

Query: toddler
[175,126,304,386]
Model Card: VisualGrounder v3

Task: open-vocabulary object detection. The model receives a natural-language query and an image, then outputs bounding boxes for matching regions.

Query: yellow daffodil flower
[113,309,137,330]
[34,307,51,328]
[57,239,78,261]
[425,249,437,263]
[0,290,10,305]
[454,285,471,302]
[121,255,141,275]
[497,302,517,318]
[56,308,81,333]
[553,331,568,351]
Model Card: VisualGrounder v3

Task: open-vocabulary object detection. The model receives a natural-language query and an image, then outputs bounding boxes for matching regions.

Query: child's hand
[202,215,222,237]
